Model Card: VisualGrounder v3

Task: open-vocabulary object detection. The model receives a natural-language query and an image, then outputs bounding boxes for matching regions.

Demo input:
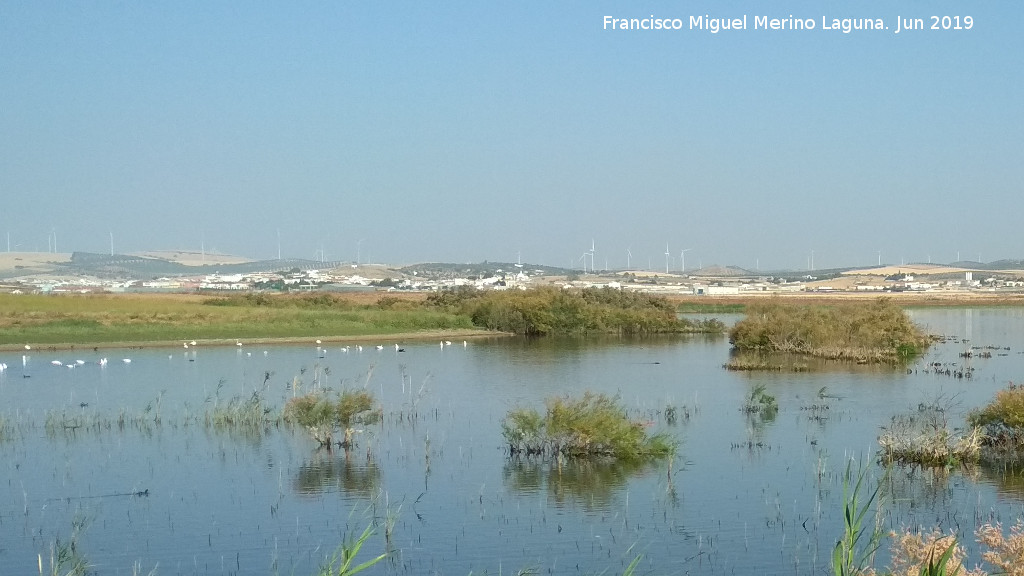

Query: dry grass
[882,529,985,576]
[854,522,1024,576]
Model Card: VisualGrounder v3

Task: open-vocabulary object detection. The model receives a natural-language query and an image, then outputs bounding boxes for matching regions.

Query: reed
[204,391,277,432]
[878,402,982,467]
[832,459,884,576]
[313,523,387,576]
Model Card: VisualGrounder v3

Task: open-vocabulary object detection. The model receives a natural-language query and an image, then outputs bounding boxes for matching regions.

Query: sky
[1,1,1021,272]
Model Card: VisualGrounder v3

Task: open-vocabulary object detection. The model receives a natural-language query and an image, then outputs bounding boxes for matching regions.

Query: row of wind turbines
[577,240,695,274]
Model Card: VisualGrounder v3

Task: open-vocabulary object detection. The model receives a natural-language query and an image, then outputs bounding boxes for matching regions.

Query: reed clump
[878,402,982,467]
[428,286,724,336]
[284,389,381,448]
[502,392,674,461]
[204,391,277,433]
[729,297,930,364]
[742,384,778,417]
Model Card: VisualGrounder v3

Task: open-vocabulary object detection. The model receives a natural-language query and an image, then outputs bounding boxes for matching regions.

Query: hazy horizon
[2,2,1020,271]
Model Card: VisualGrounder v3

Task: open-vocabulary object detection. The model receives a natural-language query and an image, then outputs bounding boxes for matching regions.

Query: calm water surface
[2,308,1024,575]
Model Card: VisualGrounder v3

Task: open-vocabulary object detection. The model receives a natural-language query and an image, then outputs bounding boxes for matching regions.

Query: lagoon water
[2,308,1024,575]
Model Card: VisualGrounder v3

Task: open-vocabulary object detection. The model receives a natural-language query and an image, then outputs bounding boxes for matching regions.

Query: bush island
[428,286,723,336]
[501,392,674,461]
[729,297,930,363]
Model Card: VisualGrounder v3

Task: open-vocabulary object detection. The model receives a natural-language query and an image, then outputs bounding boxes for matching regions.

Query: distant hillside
[1,252,339,280]
[399,261,569,280]
[689,265,753,277]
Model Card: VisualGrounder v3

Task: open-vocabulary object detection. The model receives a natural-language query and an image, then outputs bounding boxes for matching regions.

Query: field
[0,292,480,349]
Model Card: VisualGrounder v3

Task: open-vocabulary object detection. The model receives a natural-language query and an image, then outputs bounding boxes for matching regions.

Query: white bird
[0,363,7,371]
[24,345,31,350]
[122,358,131,363]
[444,341,452,346]
[341,346,349,353]
[440,341,444,349]
[183,343,189,349]
[236,341,243,347]
[263,351,268,356]
[75,360,85,365]
[190,340,197,346]
[51,360,63,366]
[375,345,384,351]
[357,345,363,352]
[395,343,400,351]
[99,358,107,366]
[65,363,74,369]
[316,339,322,345]
[463,341,467,348]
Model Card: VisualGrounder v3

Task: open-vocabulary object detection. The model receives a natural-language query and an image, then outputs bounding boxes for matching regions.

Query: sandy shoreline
[0,329,506,352]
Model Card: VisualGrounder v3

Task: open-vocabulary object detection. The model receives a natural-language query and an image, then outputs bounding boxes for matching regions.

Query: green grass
[0,293,474,346]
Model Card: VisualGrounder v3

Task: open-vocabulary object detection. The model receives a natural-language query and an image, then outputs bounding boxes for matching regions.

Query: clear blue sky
[1,1,1020,271]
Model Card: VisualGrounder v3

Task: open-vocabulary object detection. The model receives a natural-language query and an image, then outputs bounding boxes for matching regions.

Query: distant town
[2,250,1024,297]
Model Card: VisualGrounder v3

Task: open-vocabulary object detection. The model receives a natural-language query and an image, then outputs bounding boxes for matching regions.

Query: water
[2,308,1024,575]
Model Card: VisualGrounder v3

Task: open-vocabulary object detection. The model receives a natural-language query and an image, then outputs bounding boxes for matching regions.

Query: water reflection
[293,452,381,497]
[979,466,1024,502]
[503,457,655,511]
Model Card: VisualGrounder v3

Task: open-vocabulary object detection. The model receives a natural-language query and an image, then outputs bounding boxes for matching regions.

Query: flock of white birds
[1,339,469,374]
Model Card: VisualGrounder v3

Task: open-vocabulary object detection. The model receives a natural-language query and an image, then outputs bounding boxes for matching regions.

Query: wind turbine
[590,239,596,272]
[625,248,632,270]
[664,243,670,274]
[680,248,692,273]
[109,232,114,256]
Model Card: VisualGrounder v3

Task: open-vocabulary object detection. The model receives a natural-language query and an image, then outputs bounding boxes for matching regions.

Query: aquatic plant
[878,401,982,467]
[742,384,778,417]
[284,389,381,448]
[501,392,674,461]
[729,297,930,364]
[313,523,387,576]
[40,538,90,576]
[832,460,884,576]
